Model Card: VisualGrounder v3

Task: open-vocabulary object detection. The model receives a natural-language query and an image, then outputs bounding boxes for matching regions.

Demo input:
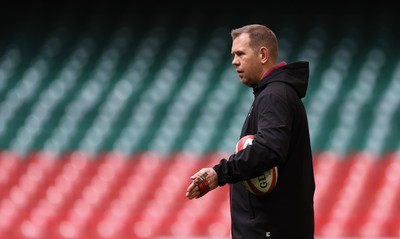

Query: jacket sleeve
[213,88,292,186]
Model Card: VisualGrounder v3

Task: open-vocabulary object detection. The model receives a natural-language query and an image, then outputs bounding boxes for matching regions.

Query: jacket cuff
[213,163,227,186]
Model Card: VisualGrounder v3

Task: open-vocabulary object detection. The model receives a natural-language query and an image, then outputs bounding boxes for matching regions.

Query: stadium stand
[0,3,399,239]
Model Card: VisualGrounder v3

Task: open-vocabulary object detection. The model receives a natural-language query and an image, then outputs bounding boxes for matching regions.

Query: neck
[261,61,287,79]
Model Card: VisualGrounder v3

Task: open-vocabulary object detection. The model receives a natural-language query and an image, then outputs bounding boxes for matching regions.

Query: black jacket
[213,61,315,239]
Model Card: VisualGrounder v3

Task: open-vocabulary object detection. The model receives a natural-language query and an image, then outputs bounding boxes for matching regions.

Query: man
[186,24,315,239]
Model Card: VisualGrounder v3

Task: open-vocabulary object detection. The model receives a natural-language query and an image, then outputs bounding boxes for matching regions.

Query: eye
[235,52,244,58]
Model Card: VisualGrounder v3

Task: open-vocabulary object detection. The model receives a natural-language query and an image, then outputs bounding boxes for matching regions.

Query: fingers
[185,181,200,199]
[195,172,210,197]
[186,171,203,199]
[186,170,211,200]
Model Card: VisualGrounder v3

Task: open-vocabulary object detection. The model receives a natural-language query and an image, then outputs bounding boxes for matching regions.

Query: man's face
[231,33,263,87]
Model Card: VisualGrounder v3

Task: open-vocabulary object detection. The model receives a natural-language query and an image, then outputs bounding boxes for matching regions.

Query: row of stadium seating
[0,151,399,238]
[1,11,400,157]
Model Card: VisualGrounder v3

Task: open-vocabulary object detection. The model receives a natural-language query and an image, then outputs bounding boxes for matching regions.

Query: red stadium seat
[0,198,20,236]
[313,151,344,235]
[358,152,400,237]
[52,220,88,239]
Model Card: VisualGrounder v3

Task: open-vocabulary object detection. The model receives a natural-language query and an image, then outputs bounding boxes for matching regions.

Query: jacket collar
[260,61,287,80]
[253,61,287,92]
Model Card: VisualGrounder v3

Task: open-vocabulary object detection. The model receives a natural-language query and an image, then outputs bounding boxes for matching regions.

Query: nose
[232,55,239,66]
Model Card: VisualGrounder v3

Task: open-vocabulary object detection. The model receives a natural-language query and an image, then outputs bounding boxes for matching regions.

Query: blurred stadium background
[0,2,399,239]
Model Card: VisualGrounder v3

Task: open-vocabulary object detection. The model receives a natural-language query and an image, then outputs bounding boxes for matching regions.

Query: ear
[259,47,269,64]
